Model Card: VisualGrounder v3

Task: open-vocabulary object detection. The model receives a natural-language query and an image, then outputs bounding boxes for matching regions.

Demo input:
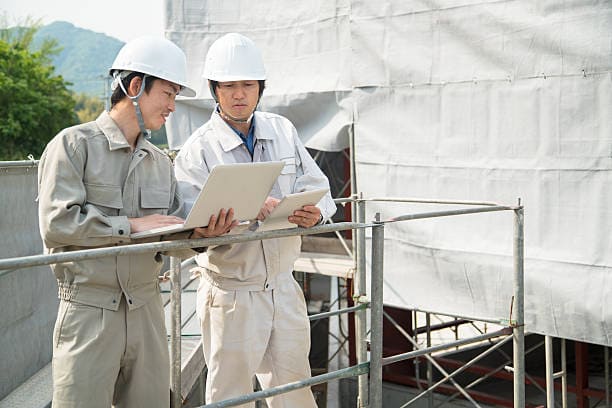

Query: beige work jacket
[174,110,337,291]
[38,111,191,311]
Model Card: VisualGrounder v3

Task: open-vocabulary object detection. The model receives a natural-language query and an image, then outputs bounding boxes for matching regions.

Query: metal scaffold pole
[369,213,384,407]
[513,205,525,407]
[545,335,555,407]
[355,195,369,407]
[170,256,182,408]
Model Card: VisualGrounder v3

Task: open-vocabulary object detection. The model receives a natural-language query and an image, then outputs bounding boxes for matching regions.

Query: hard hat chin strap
[218,106,254,124]
[114,71,151,139]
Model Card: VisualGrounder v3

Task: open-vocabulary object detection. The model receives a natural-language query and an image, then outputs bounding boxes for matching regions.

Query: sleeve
[37,134,131,249]
[291,129,337,221]
[173,138,212,215]
[159,165,202,258]
[166,135,215,255]
[167,161,188,219]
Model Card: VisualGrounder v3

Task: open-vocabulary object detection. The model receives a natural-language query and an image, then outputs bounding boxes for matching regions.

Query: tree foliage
[74,93,104,123]
[0,18,78,160]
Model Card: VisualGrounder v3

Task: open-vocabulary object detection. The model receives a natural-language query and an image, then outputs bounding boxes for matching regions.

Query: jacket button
[118,229,124,235]
[112,299,117,303]
[128,299,133,304]
[265,284,269,289]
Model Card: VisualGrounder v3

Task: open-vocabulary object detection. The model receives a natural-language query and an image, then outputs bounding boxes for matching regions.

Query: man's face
[215,80,260,121]
[138,79,180,131]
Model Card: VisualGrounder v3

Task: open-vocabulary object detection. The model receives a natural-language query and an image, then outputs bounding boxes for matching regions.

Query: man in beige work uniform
[174,33,336,407]
[38,37,235,408]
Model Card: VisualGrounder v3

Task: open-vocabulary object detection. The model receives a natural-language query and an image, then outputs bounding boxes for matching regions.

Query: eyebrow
[167,84,181,95]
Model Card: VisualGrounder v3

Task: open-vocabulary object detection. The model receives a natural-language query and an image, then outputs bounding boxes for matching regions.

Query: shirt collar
[95,111,152,153]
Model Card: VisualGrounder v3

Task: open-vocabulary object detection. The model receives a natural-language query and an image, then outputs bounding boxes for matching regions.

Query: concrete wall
[0,163,58,399]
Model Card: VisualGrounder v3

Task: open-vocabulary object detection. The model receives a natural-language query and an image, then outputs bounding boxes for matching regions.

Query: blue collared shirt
[231,117,256,156]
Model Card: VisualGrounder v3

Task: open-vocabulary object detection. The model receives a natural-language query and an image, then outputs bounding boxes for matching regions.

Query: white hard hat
[110,36,196,97]
[203,33,266,82]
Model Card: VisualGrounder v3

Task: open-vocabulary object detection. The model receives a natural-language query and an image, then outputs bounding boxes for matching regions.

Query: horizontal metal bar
[309,303,368,321]
[409,307,506,325]
[197,362,369,408]
[414,319,471,334]
[333,197,357,205]
[364,197,503,206]
[388,205,514,223]
[160,289,197,293]
[0,160,38,168]
[0,222,367,274]
[382,327,512,366]
[553,371,564,379]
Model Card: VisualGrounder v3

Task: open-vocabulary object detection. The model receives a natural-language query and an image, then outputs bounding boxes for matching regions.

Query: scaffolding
[0,188,525,407]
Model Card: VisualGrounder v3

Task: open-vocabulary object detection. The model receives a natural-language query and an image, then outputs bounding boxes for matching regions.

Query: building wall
[0,163,58,398]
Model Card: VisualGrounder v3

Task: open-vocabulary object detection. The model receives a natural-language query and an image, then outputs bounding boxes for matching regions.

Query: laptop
[256,188,329,232]
[130,161,284,239]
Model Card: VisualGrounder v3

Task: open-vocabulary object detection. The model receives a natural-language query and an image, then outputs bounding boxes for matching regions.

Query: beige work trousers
[52,294,169,408]
[197,275,317,408]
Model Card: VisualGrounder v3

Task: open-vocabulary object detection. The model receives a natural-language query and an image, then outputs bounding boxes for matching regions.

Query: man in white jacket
[174,33,336,407]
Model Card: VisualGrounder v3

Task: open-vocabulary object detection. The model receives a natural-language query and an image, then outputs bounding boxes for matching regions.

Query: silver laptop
[131,161,284,239]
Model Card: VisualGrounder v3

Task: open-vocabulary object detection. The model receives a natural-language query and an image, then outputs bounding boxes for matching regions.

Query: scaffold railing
[0,195,524,408]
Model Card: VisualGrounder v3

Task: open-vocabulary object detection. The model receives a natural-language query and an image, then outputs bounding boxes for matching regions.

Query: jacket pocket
[140,187,171,215]
[84,183,123,215]
[278,157,297,195]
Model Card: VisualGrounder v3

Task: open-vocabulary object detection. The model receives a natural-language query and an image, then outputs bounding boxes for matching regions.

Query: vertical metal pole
[369,214,384,408]
[426,313,433,408]
[170,256,182,408]
[561,338,567,408]
[513,206,525,408]
[606,346,610,407]
[575,342,589,408]
[545,335,555,407]
[349,123,357,197]
[355,196,368,407]
[414,311,422,390]
[349,116,368,408]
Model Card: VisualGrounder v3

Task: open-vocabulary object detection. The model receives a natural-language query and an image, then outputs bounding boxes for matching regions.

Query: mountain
[33,21,124,97]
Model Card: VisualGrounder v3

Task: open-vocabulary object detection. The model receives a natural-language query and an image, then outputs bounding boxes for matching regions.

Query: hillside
[33,21,124,96]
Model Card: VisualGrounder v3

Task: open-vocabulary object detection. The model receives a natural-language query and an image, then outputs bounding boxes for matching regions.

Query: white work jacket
[174,110,336,291]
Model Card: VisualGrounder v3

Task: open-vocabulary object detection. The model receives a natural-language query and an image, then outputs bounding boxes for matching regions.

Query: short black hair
[110,72,159,108]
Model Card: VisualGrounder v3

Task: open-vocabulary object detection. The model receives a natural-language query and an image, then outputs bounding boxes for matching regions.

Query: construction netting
[164,0,612,346]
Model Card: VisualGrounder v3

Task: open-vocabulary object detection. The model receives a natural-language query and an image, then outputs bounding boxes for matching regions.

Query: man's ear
[128,76,144,97]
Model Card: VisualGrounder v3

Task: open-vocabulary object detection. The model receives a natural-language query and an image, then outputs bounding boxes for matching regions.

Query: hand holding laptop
[256,188,329,232]
[129,208,237,239]
[189,208,238,238]
[288,204,321,228]
[257,197,321,228]
[129,162,284,239]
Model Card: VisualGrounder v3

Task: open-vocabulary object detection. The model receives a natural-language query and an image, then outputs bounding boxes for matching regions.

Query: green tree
[74,92,104,123]
[0,18,77,160]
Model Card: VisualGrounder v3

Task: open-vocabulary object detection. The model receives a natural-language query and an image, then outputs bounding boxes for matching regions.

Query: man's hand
[257,197,280,221]
[190,208,238,238]
[288,205,322,228]
[129,214,184,233]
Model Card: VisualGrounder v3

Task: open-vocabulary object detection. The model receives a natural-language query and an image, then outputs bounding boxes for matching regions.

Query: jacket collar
[211,109,274,153]
[96,111,152,153]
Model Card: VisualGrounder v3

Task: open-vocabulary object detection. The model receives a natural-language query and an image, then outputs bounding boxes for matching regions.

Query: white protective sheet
[165,0,612,345]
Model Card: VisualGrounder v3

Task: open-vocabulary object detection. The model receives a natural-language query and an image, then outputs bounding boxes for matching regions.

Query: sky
[0,0,165,42]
